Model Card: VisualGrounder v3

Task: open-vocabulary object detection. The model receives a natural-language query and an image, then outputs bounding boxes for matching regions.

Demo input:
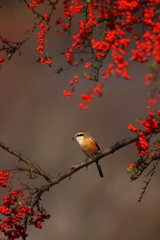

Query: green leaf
[135,119,141,122]
[153,139,160,146]
[148,61,157,69]
[91,75,97,81]
[83,70,87,77]
[93,63,98,68]
[55,67,63,74]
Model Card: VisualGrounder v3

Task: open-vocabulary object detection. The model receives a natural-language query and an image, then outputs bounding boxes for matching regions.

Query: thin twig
[0,132,150,205]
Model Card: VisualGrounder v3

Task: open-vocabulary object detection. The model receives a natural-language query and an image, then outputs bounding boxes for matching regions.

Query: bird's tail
[96,161,104,178]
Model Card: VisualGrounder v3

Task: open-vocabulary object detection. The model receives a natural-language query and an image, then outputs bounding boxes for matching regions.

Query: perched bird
[72,130,104,178]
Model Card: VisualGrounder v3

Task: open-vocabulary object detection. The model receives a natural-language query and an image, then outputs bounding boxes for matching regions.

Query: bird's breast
[80,138,100,157]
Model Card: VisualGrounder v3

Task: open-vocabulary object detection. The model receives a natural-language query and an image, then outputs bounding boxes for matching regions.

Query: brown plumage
[72,130,104,178]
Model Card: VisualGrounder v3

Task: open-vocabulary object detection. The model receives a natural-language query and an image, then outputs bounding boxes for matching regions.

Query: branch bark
[0,133,142,205]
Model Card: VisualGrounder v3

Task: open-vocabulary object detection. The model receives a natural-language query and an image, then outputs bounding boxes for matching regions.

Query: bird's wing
[90,137,101,152]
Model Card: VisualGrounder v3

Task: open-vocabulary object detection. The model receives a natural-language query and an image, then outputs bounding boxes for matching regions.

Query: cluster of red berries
[0,171,50,239]
[128,106,160,157]
[1,0,160,109]
[37,23,52,66]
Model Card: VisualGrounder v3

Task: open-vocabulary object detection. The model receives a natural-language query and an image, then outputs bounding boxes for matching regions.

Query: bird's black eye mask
[76,133,84,137]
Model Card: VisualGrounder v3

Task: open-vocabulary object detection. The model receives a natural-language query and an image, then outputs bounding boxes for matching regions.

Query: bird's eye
[76,133,84,137]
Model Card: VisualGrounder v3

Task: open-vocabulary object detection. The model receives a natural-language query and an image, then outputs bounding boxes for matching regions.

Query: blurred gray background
[0,1,160,240]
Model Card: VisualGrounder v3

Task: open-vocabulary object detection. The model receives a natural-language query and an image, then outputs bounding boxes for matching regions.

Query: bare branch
[0,133,149,205]
[0,141,53,182]
[0,134,139,178]
[138,157,160,202]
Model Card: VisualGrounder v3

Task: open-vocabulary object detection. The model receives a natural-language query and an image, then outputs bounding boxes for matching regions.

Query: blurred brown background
[0,1,160,240]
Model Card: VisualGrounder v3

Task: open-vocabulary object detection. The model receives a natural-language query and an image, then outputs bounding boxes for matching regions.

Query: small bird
[72,130,104,178]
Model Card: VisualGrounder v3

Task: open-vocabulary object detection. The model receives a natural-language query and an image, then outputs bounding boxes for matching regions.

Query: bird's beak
[72,136,75,140]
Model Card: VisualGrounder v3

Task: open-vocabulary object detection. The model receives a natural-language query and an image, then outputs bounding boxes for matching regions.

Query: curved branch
[0,133,147,205]
[0,141,53,182]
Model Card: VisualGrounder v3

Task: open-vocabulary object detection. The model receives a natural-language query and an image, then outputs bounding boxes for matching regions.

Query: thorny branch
[138,157,160,202]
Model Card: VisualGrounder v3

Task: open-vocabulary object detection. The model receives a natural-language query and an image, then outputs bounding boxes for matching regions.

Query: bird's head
[72,130,90,144]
